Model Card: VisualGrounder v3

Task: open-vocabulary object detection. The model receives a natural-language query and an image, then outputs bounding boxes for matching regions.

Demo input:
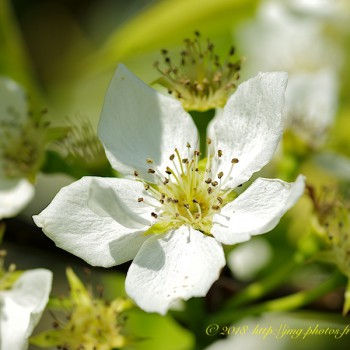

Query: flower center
[135,139,239,235]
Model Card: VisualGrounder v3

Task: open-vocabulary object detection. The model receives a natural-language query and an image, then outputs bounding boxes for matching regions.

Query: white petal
[284,70,338,145]
[33,177,153,267]
[0,269,52,350]
[0,77,27,129]
[98,64,198,181]
[125,225,225,315]
[212,175,305,245]
[208,72,287,189]
[0,178,34,220]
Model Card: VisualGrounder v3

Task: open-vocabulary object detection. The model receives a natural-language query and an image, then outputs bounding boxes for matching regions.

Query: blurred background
[1,0,350,349]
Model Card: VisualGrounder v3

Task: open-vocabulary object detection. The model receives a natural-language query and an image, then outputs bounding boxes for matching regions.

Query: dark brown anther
[151,212,158,218]
[218,171,224,179]
[217,197,223,204]
[161,193,166,199]
[160,199,165,204]
[193,199,198,203]
[172,199,179,203]
[182,158,189,164]
[163,178,169,185]
[218,150,223,157]
[194,150,200,156]
[169,154,175,160]
[148,168,156,174]
[138,198,144,202]
[231,158,239,164]
[167,197,173,203]
[212,205,220,210]
[186,142,191,148]
[205,178,212,184]
[184,204,190,209]
[206,137,212,145]
[134,170,139,177]
[207,187,213,194]
[146,158,154,164]
[229,47,235,56]
[165,167,172,175]
[144,184,150,190]
[211,181,218,186]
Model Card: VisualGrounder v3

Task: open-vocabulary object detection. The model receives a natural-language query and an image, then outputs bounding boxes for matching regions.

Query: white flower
[237,2,341,147]
[0,269,52,350]
[284,70,338,146]
[238,2,342,74]
[0,77,35,219]
[33,65,305,315]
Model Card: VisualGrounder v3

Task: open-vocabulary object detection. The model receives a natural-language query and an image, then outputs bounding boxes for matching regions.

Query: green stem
[211,271,344,325]
[224,253,304,310]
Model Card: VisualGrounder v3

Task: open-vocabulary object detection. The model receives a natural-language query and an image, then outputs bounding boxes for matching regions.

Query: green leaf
[343,278,350,315]
[86,0,258,72]
[124,308,195,350]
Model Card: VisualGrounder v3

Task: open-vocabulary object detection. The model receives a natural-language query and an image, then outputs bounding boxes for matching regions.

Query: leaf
[343,278,350,315]
[86,0,258,72]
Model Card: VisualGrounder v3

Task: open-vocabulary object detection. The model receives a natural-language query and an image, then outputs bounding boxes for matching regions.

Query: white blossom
[34,65,305,314]
[0,269,52,350]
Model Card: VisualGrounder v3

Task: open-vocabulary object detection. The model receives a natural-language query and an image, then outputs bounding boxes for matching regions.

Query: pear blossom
[0,269,52,350]
[0,78,35,219]
[237,1,341,148]
[33,65,305,315]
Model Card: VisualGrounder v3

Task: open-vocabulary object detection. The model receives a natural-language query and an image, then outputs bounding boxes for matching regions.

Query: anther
[144,184,150,190]
[207,187,213,194]
[206,137,212,145]
[193,199,198,203]
[194,150,200,156]
[231,158,239,163]
[138,198,144,202]
[205,178,212,184]
[169,154,175,160]
[134,170,139,177]
[182,158,189,163]
[146,158,154,164]
[165,167,172,175]
[195,213,200,219]
[151,212,158,218]
[160,199,165,204]
[212,205,220,210]
[218,150,223,157]
[148,168,155,174]
[163,178,169,185]
[211,181,218,186]
[218,172,224,179]
[217,197,223,204]
[167,197,172,203]
[184,204,190,209]
[186,142,191,148]
[172,199,179,203]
